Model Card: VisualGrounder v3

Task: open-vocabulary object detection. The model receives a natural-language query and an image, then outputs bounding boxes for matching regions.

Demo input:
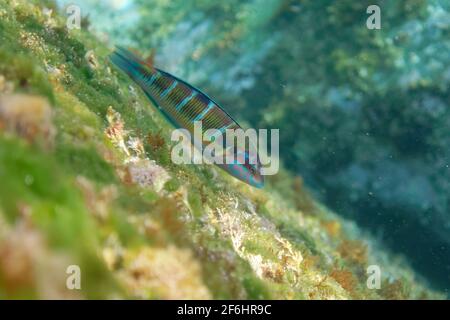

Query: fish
[109,47,264,188]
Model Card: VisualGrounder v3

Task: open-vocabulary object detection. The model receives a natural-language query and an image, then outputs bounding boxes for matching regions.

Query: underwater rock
[102,234,125,272]
[0,75,14,93]
[85,50,99,71]
[42,7,56,29]
[126,159,170,192]
[105,106,130,156]
[212,199,343,297]
[44,62,71,85]
[118,246,211,299]
[329,269,357,295]
[0,94,55,149]
[0,219,81,299]
[75,176,118,222]
[19,31,46,53]
[105,106,170,191]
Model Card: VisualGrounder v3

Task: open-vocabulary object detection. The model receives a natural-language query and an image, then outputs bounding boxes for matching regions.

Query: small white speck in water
[24,174,34,186]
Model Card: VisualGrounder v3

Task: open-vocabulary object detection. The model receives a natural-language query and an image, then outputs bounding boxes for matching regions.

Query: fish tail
[109,46,155,86]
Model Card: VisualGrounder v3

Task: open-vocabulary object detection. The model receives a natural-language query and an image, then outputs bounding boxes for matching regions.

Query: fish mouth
[251,174,264,188]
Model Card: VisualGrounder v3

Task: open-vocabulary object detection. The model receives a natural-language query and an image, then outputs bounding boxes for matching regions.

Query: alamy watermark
[366,265,381,289]
[66,4,81,30]
[170,121,279,176]
[66,264,81,290]
[366,5,381,30]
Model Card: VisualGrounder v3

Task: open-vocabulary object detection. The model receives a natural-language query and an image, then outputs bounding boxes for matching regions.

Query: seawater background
[58,0,450,293]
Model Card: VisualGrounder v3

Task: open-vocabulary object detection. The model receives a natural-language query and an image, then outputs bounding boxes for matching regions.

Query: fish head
[226,147,264,188]
[244,157,265,188]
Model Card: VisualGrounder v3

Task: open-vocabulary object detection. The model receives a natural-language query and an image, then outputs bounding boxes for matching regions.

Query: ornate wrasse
[109,47,264,188]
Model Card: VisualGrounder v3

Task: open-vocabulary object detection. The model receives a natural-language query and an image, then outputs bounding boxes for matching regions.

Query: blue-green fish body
[109,47,264,188]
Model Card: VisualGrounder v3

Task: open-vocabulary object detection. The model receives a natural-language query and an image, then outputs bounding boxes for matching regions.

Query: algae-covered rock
[0,93,55,149]
[0,218,81,299]
[0,0,444,300]
[118,246,212,299]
